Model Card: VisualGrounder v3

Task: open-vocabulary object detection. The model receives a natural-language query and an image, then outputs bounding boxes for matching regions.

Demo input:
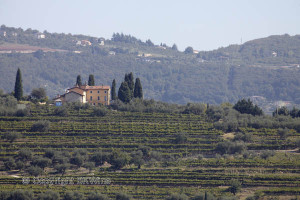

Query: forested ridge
[0,25,300,106]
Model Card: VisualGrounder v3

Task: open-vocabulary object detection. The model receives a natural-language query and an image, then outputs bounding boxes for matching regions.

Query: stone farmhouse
[54,84,110,106]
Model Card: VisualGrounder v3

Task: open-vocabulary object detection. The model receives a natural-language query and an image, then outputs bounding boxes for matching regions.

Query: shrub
[116,192,131,200]
[30,120,50,132]
[233,132,252,142]
[63,191,84,200]
[174,133,188,144]
[54,163,70,175]
[191,192,215,200]
[54,106,68,116]
[260,150,275,160]
[277,127,290,139]
[228,179,241,195]
[87,192,109,200]
[216,141,246,155]
[4,158,16,170]
[38,190,60,200]
[2,132,21,143]
[15,108,30,116]
[166,193,188,200]
[18,149,32,161]
[182,103,206,115]
[27,166,43,176]
[70,155,84,168]
[32,156,51,169]
[8,190,34,200]
[110,151,130,170]
[90,151,110,166]
[92,107,108,117]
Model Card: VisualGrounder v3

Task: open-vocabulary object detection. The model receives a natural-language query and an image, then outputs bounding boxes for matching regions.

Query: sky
[0,0,300,51]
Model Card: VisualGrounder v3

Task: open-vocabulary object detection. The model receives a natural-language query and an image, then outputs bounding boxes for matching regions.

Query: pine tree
[111,79,117,100]
[118,82,131,103]
[14,68,23,100]
[76,75,82,86]
[88,74,95,86]
[134,78,143,99]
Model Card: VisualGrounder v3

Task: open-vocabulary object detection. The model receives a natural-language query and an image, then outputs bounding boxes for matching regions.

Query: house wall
[65,92,83,103]
[86,89,110,105]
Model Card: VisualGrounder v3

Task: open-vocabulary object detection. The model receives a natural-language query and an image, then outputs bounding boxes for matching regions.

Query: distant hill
[0,25,300,108]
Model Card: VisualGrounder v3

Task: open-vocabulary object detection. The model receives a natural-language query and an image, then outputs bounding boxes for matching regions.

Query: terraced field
[0,105,300,199]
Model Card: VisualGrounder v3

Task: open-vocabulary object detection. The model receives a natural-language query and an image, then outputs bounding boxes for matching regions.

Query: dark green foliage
[54,163,69,175]
[30,120,50,132]
[191,192,215,200]
[290,107,300,118]
[233,99,263,116]
[125,72,134,96]
[216,141,246,155]
[30,88,46,101]
[273,106,289,116]
[0,191,10,200]
[38,190,60,200]
[233,132,253,142]
[172,44,178,51]
[44,149,56,159]
[277,127,290,139]
[174,133,188,144]
[146,39,154,46]
[118,82,131,103]
[130,150,144,169]
[133,78,143,99]
[32,156,51,169]
[18,149,32,161]
[87,192,109,200]
[76,75,82,86]
[63,191,84,200]
[115,192,131,200]
[14,68,23,101]
[4,158,16,170]
[90,151,110,166]
[166,193,188,200]
[83,162,95,171]
[184,46,194,54]
[109,150,130,170]
[183,103,206,115]
[70,155,84,168]
[88,74,95,86]
[54,106,68,116]
[92,107,108,117]
[15,108,29,117]
[260,150,275,159]
[7,190,34,200]
[2,132,21,143]
[228,179,242,195]
[0,95,18,116]
[111,79,117,100]
[27,166,43,176]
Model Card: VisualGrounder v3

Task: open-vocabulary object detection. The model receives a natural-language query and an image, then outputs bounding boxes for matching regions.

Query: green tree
[228,179,241,195]
[14,68,23,100]
[118,82,131,103]
[88,74,95,86]
[31,88,46,100]
[125,72,134,96]
[111,79,117,100]
[133,78,143,99]
[233,98,263,116]
[116,192,131,200]
[184,46,194,54]
[76,75,82,86]
[38,190,60,200]
[172,44,178,51]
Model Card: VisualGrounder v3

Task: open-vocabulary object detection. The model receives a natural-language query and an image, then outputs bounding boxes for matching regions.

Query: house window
[105,91,107,94]
[93,103,95,106]
[98,96,100,100]
[98,90,100,93]
[104,96,107,101]
[90,96,92,101]
[90,91,92,93]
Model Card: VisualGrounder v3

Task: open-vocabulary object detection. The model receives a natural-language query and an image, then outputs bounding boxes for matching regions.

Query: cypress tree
[111,79,117,100]
[76,75,82,86]
[88,74,95,86]
[14,68,23,100]
[134,78,143,99]
[125,72,134,97]
[118,82,131,103]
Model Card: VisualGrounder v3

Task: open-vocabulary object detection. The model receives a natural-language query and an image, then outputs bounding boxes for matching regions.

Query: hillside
[0,25,300,107]
[1,103,300,199]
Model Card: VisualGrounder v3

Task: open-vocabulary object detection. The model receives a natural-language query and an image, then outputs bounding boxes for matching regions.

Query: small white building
[36,33,46,39]
[109,51,116,55]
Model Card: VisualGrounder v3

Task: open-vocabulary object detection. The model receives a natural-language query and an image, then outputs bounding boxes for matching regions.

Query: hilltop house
[53,84,110,106]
